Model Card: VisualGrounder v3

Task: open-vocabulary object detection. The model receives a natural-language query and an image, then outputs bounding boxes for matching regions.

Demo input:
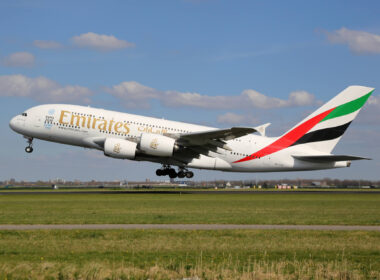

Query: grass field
[0,192,380,225]
[1,192,380,279]
[0,229,379,279]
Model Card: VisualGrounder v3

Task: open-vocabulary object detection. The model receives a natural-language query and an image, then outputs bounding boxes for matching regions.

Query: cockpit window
[22,113,27,116]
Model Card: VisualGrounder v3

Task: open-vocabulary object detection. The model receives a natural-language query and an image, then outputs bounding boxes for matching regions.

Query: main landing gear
[156,165,194,179]
[25,137,33,153]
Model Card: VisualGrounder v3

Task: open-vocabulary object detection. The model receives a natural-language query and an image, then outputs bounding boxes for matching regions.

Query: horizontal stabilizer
[293,155,371,162]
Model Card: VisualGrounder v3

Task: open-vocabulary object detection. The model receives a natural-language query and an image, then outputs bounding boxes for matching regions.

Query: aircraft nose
[9,116,20,132]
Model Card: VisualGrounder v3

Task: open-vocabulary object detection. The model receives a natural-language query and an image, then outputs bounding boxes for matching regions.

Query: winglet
[254,123,271,136]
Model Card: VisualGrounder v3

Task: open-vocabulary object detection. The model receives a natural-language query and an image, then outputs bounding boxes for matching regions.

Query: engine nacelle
[139,133,176,157]
[104,138,137,159]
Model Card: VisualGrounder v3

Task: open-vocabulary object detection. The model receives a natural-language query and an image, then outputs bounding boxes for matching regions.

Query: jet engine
[139,133,176,157]
[104,138,137,159]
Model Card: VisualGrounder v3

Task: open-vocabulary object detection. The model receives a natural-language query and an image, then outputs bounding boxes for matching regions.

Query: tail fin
[233,85,374,164]
[281,85,374,153]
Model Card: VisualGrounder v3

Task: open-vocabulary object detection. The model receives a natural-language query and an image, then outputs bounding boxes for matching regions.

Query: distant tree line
[1,178,379,188]
[197,178,380,188]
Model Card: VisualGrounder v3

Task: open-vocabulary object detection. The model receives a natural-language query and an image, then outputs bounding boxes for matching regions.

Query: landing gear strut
[155,165,194,178]
[25,137,33,153]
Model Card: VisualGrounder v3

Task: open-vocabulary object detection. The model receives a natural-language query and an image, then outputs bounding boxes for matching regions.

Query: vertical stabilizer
[282,85,374,153]
[234,85,374,164]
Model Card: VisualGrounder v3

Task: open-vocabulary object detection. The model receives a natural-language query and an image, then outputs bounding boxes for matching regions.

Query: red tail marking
[234,107,335,163]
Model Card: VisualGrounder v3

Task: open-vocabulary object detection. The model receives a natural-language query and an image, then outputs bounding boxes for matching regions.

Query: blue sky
[1,0,379,181]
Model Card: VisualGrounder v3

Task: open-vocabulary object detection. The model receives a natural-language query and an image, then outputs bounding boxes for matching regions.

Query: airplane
[9,85,374,179]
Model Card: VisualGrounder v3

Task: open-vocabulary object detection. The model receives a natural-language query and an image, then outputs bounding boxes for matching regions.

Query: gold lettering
[114,122,123,133]
[98,119,108,130]
[123,123,130,134]
[59,110,70,124]
[108,119,115,132]
[92,118,99,129]
[87,115,92,128]
[70,115,86,127]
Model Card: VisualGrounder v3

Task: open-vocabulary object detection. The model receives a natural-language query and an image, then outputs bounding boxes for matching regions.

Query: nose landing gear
[25,137,33,153]
[155,165,194,178]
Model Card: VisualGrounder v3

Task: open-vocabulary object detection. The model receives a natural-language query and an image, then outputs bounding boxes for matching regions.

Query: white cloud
[242,89,288,109]
[33,40,63,49]
[288,90,315,106]
[217,112,259,126]
[325,27,380,54]
[105,81,317,110]
[71,32,135,51]
[352,95,380,125]
[164,89,315,109]
[368,95,380,106]
[242,90,315,108]
[163,91,236,109]
[3,52,35,67]
[0,74,92,103]
[217,112,245,124]
[104,81,158,108]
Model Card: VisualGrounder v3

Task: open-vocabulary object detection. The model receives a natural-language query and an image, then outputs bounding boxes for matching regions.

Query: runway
[0,224,379,231]
[1,190,380,195]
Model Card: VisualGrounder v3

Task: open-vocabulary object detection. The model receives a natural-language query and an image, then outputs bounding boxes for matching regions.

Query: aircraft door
[31,112,42,128]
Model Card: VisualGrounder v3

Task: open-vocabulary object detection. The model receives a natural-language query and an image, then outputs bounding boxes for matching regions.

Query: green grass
[1,193,380,279]
[0,229,379,279]
[0,193,379,225]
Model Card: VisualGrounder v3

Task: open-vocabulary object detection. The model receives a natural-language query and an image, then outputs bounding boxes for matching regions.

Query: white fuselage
[9,104,348,173]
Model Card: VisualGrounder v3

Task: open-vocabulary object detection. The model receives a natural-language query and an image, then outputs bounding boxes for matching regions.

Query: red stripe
[233,107,335,163]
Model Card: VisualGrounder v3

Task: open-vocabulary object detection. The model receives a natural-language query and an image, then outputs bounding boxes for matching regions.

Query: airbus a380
[9,85,373,178]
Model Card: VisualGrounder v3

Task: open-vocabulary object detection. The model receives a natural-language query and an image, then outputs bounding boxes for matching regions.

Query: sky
[0,0,379,181]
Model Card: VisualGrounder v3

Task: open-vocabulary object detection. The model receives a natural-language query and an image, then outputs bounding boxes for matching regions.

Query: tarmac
[0,224,379,231]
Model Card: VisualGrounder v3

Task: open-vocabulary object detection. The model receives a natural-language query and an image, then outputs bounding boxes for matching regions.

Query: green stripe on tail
[321,90,373,123]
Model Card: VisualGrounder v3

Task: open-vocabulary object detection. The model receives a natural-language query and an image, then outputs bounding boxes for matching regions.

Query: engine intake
[104,138,137,159]
[139,133,176,157]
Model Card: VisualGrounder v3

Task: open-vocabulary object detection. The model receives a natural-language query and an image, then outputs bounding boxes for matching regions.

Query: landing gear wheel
[156,165,191,178]
[25,146,33,153]
[177,171,186,178]
[168,169,177,178]
[156,165,174,177]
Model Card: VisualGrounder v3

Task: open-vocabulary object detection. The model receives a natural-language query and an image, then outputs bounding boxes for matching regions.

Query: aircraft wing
[178,127,257,142]
[84,126,260,160]
[165,127,257,151]
[293,155,371,162]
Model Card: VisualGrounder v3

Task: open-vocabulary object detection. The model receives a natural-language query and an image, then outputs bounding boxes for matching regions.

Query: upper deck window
[22,113,27,116]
